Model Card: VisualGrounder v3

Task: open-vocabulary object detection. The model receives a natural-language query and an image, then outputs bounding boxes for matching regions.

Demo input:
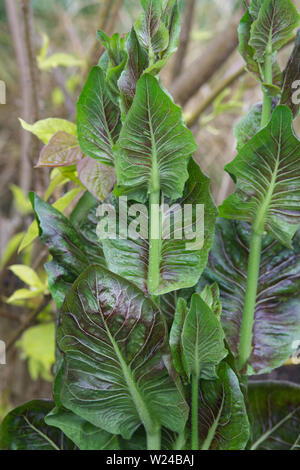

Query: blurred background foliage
[0,0,299,421]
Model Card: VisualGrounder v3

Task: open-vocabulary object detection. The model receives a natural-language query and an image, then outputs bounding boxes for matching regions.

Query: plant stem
[146,426,161,450]
[238,35,273,372]
[238,231,262,371]
[260,35,273,128]
[191,372,199,450]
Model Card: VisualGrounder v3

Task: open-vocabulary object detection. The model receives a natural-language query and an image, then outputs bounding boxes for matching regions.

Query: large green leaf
[280,29,300,117]
[77,66,121,166]
[57,264,188,439]
[197,363,250,450]
[102,158,217,295]
[249,0,300,61]
[31,192,105,308]
[248,381,300,450]
[181,294,227,380]
[115,73,197,202]
[0,400,76,450]
[199,218,300,374]
[220,105,300,248]
[45,407,119,450]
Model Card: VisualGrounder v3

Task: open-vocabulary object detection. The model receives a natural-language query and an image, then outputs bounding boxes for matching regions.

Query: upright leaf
[0,400,76,450]
[197,363,250,450]
[169,297,188,377]
[181,294,227,380]
[57,264,188,439]
[77,66,121,166]
[200,218,300,374]
[102,159,217,295]
[118,28,149,111]
[249,0,300,61]
[116,73,197,202]
[248,381,300,450]
[31,192,105,308]
[280,29,300,117]
[135,0,169,58]
[220,106,300,248]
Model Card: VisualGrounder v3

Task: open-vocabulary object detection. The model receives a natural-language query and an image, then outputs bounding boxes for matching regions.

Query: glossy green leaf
[116,74,197,202]
[77,66,121,165]
[57,264,188,439]
[200,218,300,374]
[220,105,300,248]
[197,363,249,450]
[248,381,300,450]
[0,400,76,450]
[249,0,300,61]
[31,192,105,308]
[181,294,227,380]
[36,131,83,167]
[102,159,217,295]
[45,407,119,450]
[280,29,300,117]
[77,156,115,201]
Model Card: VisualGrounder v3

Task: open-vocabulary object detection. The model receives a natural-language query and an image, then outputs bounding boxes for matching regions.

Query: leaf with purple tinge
[36,131,83,168]
[77,156,116,201]
[57,264,188,439]
[199,218,300,375]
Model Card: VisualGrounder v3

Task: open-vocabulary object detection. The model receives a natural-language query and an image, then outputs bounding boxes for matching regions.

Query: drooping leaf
[220,106,300,248]
[57,264,188,439]
[197,363,250,450]
[45,407,119,450]
[77,156,116,201]
[0,400,76,450]
[102,158,217,295]
[30,192,105,308]
[77,66,121,166]
[169,297,187,377]
[248,381,300,450]
[19,118,77,144]
[249,0,300,61]
[118,28,149,111]
[36,131,83,167]
[281,29,300,117]
[199,218,300,374]
[116,73,197,202]
[181,294,227,380]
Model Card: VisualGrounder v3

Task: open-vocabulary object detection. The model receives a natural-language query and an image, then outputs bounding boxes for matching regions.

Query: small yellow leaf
[9,265,44,288]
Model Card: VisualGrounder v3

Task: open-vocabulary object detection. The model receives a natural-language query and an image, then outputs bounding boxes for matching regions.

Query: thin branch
[186,65,245,128]
[172,0,197,80]
[6,297,51,353]
[170,13,241,105]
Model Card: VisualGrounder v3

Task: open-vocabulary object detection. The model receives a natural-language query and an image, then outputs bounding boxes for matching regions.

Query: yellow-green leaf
[19,118,77,144]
